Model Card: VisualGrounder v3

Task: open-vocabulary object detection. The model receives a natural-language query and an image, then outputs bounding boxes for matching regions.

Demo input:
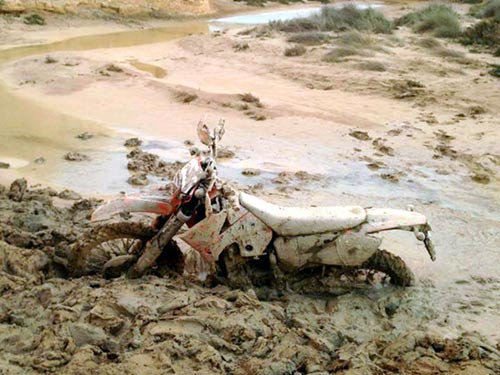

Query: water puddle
[0,20,207,193]
[128,59,167,78]
[0,20,208,66]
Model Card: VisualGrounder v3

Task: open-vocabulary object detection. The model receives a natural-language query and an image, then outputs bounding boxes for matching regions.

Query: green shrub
[338,30,375,48]
[489,64,500,77]
[323,47,369,62]
[356,61,386,71]
[418,37,442,48]
[287,32,330,45]
[470,0,500,20]
[284,45,307,56]
[397,4,462,38]
[418,36,468,60]
[24,14,46,25]
[462,18,500,47]
[271,5,393,34]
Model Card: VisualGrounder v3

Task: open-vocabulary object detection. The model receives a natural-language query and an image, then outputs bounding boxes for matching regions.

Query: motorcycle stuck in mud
[64,120,436,291]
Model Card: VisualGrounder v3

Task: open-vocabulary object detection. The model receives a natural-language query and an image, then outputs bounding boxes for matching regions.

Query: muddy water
[0,20,207,192]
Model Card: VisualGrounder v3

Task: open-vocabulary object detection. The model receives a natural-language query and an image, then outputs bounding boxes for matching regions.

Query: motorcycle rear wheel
[68,222,182,278]
[361,249,415,286]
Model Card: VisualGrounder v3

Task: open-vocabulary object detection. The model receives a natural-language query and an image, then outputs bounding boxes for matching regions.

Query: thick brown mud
[0,178,499,374]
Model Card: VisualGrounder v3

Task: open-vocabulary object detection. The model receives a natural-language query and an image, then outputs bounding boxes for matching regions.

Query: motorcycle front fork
[129,213,186,278]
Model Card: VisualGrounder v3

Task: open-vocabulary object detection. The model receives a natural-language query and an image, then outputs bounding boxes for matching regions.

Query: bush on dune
[287,32,330,45]
[284,44,307,56]
[470,0,500,20]
[397,4,462,38]
[462,18,500,51]
[271,5,393,34]
[463,1,500,55]
[322,47,371,63]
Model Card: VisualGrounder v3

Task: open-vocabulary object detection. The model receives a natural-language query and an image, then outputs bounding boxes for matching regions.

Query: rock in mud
[124,137,143,147]
[76,132,94,141]
[127,173,149,186]
[58,189,82,200]
[392,79,425,99]
[69,322,118,352]
[218,147,236,159]
[0,162,10,169]
[8,178,27,202]
[349,130,371,141]
[380,171,405,183]
[63,152,90,162]
[471,172,490,184]
[34,157,46,164]
[372,138,394,156]
[242,168,261,177]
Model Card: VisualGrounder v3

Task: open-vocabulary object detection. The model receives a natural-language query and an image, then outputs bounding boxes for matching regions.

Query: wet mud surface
[0,178,499,374]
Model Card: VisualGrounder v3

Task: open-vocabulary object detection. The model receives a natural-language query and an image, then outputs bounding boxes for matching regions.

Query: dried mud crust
[68,222,155,276]
[362,249,415,287]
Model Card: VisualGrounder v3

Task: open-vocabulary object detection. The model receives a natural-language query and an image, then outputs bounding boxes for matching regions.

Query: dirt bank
[0,0,211,18]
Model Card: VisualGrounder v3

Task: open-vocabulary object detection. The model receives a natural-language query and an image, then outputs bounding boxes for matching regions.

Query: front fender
[91,195,175,222]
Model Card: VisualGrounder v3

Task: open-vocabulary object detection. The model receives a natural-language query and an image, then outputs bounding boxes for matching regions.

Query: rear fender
[360,207,436,261]
[360,208,427,234]
[91,195,176,222]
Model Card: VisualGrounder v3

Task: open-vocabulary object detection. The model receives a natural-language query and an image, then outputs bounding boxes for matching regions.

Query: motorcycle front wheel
[67,222,183,278]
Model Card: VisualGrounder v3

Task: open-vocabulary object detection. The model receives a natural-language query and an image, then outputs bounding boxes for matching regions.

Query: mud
[0,160,500,374]
[0,179,499,374]
[125,141,184,186]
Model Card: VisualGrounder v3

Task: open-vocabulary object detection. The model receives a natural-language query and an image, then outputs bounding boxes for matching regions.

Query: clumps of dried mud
[431,130,498,185]
[0,179,499,374]
[125,138,183,186]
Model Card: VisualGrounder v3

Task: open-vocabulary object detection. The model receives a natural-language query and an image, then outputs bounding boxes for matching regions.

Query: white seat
[239,193,366,236]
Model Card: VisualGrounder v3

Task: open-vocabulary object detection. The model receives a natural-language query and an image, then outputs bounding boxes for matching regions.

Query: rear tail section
[360,207,436,261]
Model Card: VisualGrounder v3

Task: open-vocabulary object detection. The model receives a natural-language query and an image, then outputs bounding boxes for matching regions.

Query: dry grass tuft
[356,61,386,71]
[287,32,330,45]
[284,45,307,57]
[270,5,393,34]
[397,4,462,38]
[323,47,369,62]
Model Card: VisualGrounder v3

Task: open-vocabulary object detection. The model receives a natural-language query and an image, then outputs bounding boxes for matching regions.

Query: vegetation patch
[284,45,306,57]
[287,32,330,45]
[175,91,198,103]
[418,37,467,60]
[240,92,261,105]
[337,30,382,51]
[106,64,123,73]
[323,47,369,63]
[418,37,441,48]
[461,18,500,53]
[24,14,46,26]
[396,4,461,38]
[270,5,393,34]
[356,61,386,71]
[489,64,500,77]
[44,56,57,64]
[470,0,500,20]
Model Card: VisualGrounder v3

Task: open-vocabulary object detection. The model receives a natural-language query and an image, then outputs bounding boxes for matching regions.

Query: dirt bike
[66,120,436,289]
